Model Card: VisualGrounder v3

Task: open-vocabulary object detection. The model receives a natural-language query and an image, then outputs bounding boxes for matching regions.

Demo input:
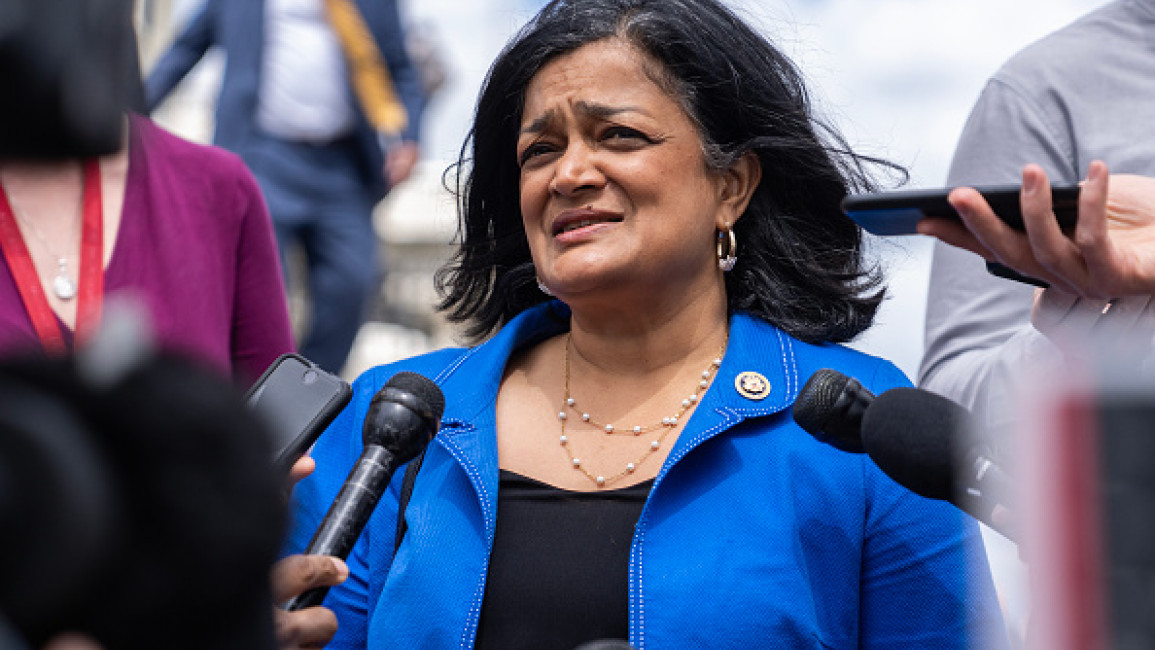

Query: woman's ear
[716,151,762,227]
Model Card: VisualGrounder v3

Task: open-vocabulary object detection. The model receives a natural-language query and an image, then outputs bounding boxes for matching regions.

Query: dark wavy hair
[436,0,904,343]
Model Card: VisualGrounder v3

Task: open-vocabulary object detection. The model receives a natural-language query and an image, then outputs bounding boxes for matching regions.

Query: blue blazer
[288,302,1007,648]
[144,0,424,200]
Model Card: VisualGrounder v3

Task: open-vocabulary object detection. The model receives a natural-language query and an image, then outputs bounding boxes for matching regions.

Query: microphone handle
[285,445,399,611]
[961,451,1017,542]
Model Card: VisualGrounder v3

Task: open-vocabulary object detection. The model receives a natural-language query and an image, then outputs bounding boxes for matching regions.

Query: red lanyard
[0,160,104,354]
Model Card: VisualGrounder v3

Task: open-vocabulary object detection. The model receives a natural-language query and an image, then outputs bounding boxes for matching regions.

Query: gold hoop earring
[716,226,737,272]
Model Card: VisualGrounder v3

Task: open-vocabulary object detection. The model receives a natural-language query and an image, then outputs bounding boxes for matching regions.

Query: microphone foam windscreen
[386,371,446,420]
[861,387,970,502]
[792,368,850,436]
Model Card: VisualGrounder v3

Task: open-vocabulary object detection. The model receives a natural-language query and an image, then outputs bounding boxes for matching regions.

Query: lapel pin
[735,371,771,400]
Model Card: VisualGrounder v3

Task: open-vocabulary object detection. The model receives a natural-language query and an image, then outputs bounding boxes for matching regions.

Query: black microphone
[286,371,445,611]
[792,368,874,453]
[792,370,1016,541]
[861,388,1015,541]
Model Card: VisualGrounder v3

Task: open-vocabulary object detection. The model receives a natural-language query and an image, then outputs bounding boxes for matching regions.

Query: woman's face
[517,38,751,306]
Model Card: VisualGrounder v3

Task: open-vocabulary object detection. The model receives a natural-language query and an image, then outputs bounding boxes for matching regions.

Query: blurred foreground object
[0,347,285,648]
[1015,336,1155,650]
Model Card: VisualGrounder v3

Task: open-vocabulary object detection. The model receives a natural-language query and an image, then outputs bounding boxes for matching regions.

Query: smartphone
[841,184,1081,236]
[244,353,352,474]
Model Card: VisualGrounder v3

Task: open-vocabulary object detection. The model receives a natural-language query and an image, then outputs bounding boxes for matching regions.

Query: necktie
[324,0,408,136]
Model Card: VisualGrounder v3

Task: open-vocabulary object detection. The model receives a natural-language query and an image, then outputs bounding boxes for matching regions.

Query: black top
[474,470,653,650]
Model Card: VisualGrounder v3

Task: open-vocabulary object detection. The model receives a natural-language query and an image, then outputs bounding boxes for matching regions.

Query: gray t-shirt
[920,0,1155,434]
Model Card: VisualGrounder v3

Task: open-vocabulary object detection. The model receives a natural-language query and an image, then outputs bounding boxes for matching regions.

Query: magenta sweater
[0,114,294,383]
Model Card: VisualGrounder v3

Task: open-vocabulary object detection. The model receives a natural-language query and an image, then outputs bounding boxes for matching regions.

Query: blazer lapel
[661,313,801,475]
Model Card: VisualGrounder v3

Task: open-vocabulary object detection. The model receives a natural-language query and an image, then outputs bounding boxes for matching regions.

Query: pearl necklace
[557,331,727,488]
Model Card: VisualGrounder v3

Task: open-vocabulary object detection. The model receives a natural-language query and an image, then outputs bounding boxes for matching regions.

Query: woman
[0,117,293,383]
[0,6,291,382]
[285,0,1005,647]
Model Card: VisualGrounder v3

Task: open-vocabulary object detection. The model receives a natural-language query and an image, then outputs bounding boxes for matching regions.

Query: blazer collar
[661,311,801,471]
[435,301,569,429]
[434,302,802,472]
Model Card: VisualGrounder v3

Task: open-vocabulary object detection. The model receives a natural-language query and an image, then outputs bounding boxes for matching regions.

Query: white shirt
[257,0,357,143]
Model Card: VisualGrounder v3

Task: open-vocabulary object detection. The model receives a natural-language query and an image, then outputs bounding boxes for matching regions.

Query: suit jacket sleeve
[859,358,1008,648]
[144,0,220,112]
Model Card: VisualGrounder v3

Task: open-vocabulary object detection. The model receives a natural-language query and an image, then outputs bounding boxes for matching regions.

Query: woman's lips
[550,209,623,237]
[554,220,619,242]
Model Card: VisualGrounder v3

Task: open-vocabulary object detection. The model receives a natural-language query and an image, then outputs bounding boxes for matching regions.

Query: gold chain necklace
[557,331,728,488]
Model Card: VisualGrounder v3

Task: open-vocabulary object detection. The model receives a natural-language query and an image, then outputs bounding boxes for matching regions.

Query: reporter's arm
[272,457,346,649]
[917,74,1074,420]
[919,163,1155,359]
[272,555,347,649]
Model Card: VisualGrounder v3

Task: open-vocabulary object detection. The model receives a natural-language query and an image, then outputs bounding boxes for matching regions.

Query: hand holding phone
[245,354,352,475]
[946,164,1155,299]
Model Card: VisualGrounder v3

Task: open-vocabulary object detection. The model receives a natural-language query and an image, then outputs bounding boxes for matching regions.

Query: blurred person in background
[282,0,1006,647]
[0,0,292,384]
[918,0,1155,433]
[0,4,318,649]
[145,0,426,375]
[916,3,1155,645]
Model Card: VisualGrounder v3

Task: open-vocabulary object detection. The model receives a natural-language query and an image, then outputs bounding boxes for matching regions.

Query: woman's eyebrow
[520,110,556,136]
[520,102,652,136]
[575,101,648,120]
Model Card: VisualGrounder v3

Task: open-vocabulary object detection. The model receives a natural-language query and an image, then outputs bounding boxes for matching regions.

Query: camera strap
[0,159,104,353]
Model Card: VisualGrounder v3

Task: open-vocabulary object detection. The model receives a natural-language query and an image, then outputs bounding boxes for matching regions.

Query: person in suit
[279,0,1006,647]
[145,0,425,374]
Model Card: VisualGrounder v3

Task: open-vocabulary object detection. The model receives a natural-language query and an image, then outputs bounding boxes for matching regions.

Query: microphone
[286,371,445,611]
[792,369,1016,541]
[792,368,874,453]
[861,388,1016,541]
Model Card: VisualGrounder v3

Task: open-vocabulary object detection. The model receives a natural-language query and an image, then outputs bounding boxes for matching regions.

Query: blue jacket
[288,302,1006,648]
[143,0,423,201]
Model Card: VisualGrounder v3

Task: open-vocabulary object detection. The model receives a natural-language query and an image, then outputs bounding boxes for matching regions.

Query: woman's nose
[549,143,604,197]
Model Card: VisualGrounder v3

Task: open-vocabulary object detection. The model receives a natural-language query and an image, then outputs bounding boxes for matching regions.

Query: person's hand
[273,454,346,649]
[1028,287,1154,352]
[271,555,348,649]
[917,162,1155,299]
[385,141,419,187]
[288,455,316,486]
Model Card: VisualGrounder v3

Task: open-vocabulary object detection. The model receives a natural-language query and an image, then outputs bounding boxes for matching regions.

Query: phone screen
[245,354,352,472]
[841,184,1080,236]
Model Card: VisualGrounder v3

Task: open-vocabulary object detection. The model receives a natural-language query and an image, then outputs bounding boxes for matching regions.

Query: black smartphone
[244,353,352,474]
[841,184,1081,236]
